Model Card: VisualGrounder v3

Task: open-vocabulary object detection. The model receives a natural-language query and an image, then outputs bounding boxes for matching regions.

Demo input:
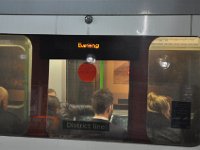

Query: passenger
[89,89,127,140]
[147,92,182,145]
[48,88,57,97]
[47,96,61,136]
[47,96,60,116]
[0,87,22,135]
[65,89,127,140]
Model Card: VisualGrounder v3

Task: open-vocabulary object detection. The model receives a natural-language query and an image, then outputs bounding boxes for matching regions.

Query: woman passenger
[147,92,182,145]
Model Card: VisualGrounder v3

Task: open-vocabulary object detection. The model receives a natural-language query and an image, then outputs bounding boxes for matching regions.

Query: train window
[48,59,129,140]
[0,35,32,136]
[147,37,200,146]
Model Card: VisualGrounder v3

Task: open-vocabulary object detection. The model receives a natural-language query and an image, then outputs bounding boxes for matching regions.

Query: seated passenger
[0,87,22,135]
[63,89,127,141]
[47,96,61,136]
[47,96,60,116]
[147,92,182,145]
[62,103,94,121]
[89,89,127,140]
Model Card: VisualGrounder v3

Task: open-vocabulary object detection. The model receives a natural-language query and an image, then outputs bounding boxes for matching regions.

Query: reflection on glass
[86,54,96,64]
[0,35,31,136]
[157,55,170,70]
[148,37,200,146]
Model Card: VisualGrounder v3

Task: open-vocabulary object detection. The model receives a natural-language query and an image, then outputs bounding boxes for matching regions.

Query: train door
[39,35,153,141]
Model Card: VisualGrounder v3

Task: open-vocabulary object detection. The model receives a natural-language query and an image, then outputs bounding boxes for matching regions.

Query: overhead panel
[0,15,191,36]
[0,0,199,15]
[56,16,191,36]
[192,16,200,36]
[0,15,56,34]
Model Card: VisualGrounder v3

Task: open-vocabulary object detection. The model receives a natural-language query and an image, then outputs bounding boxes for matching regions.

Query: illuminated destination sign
[41,35,141,60]
[78,42,100,49]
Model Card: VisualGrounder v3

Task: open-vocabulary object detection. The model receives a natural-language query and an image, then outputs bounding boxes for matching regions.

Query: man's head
[91,89,114,119]
[0,87,8,111]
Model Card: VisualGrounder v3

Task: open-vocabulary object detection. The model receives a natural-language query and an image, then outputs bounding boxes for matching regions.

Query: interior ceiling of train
[0,0,200,15]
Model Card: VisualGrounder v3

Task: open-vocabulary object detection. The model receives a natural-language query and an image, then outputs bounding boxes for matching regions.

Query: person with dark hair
[91,89,114,121]
[147,92,182,145]
[58,89,127,140]
[89,89,127,140]
[47,96,61,136]
[47,96,60,116]
[0,87,22,135]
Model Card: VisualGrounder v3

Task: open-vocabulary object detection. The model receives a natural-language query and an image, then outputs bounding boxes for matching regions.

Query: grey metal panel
[0,136,200,150]
[0,0,200,15]
[192,15,200,36]
[0,15,56,34]
[57,16,191,36]
[56,16,88,35]
[0,15,191,35]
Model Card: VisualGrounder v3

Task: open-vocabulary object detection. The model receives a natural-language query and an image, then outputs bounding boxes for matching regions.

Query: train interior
[48,59,129,130]
[148,37,200,145]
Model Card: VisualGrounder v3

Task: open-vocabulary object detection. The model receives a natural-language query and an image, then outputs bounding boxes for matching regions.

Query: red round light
[78,63,96,82]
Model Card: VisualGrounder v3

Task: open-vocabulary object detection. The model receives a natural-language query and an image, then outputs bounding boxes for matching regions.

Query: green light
[100,61,104,89]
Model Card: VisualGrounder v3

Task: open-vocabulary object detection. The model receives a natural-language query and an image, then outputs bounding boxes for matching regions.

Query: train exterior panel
[0,0,200,150]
